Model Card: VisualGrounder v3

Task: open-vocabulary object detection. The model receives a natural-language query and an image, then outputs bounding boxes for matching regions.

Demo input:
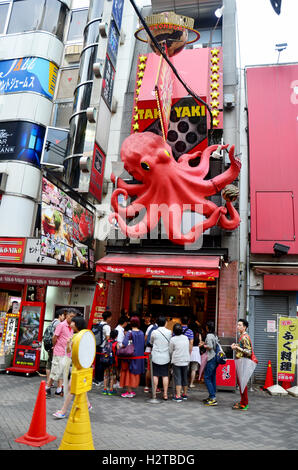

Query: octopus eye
[164,150,171,157]
[141,161,150,171]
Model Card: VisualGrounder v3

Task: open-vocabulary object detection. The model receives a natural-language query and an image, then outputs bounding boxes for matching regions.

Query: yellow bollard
[58,330,96,451]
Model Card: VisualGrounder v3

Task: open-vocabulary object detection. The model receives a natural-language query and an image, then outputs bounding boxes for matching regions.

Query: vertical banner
[87,281,109,328]
[154,51,174,141]
[277,316,298,382]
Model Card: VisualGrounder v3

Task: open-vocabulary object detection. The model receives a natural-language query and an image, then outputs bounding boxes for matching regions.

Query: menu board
[17,305,41,347]
[41,177,94,269]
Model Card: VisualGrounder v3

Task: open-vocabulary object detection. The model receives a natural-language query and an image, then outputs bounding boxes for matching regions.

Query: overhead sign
[277,316,298,382]
[0,57,58,100]
[0,238,26,264]
[41,177,94,270]
[0,121,46,168]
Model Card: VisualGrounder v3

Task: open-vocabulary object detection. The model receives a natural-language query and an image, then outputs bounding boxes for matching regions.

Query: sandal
[163,396,168,401]
[232,402,248,410]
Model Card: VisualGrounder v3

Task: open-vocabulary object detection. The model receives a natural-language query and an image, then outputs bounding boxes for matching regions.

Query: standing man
[45,309,65,384]
[181,316,194,354]
[93,310,112,387]
[231,318,257,411]
[115,315,129,347]
[46,309,76,398]
[203,321,218,406]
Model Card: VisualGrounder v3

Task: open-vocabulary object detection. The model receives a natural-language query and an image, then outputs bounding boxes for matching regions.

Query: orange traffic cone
[262,360,274,390]
[15,381,56,447]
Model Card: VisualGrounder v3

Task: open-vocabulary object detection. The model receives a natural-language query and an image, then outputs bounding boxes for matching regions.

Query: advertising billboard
[0,57,58,100]
[0,120,46,167]
[41,177,94,270]
[89,142,106,202]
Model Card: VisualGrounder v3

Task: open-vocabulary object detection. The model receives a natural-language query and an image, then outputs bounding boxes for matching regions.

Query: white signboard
[267,319,276,333]
[24,238,57,265]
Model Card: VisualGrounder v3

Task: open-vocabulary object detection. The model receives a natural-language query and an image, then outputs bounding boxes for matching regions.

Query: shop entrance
[128,278,217,331]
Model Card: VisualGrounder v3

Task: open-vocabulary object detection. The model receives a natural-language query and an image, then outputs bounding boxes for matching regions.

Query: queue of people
[47,310,255,419]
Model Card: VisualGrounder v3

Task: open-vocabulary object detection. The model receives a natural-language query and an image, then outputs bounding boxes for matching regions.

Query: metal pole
[146,353,161,404]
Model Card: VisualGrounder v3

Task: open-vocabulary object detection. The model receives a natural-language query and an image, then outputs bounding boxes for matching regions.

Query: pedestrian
[181,316,194,354]
[102,329,120,396]
[169,323,190,402]
[143,312,158,393]
[202,320,219,406]
[120,316,145,398]
[189,329,202,388]
[45,309,65,384]
[231,318,258,411]
[93,310,112,387]
[150,315,172,400]
[53,316,92,419]
[140,312,152,334]
[46,309,76,398]
[114,315,129,388]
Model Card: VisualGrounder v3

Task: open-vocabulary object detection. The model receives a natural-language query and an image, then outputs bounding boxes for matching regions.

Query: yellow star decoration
[134,106,138,112]
[136,88,140,95]
[211,82,219,90]
[211,109,220,117]
[211,73,220,82]
[213,118,220,127]
[211,48,220,56]
[211,100,219,108]
[133,114,139,121]
[137,71,144,78]
[210,91,219,99]
[211,56,220,65]
[137,79,143,87]
[138,63,146,71]
[133,122,139,131]
[211,65,219,73]
[139,55,147,62]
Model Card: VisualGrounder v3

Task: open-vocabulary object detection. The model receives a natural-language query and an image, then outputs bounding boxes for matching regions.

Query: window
[7,0,68,41]
[41,127,69,167]
[56,67,79,100]
[67,8,88,42]
[52,101,73,129]
[0,3,10,34]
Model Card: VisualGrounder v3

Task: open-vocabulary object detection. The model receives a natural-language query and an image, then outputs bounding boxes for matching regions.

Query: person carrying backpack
[202,321,219,406]
[102,330,120,396]
[92,310,112,387]
[44,310,65,387]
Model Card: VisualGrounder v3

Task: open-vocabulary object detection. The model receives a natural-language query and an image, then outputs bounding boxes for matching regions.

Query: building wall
[217,261,238,338]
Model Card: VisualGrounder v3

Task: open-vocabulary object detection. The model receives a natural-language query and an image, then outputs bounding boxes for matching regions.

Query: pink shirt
[53,319,73,357]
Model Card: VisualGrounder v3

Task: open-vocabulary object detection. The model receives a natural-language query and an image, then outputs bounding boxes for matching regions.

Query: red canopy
[96,254,220,279]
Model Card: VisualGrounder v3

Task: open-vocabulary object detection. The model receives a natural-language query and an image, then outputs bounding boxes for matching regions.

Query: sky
[134,0,298,66]
[236,0,298,66]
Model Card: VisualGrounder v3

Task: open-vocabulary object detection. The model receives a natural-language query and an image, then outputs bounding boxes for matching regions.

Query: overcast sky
[236,0,298,66]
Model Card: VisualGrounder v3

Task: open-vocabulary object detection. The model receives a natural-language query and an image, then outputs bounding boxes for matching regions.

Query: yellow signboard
[277,316,298,382]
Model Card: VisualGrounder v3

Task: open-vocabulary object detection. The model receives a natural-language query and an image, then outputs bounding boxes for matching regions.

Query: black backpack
[91,322,106,347]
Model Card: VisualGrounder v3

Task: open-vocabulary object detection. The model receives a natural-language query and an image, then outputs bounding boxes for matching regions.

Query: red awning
[96,254,220,279]
[0,267,85,287]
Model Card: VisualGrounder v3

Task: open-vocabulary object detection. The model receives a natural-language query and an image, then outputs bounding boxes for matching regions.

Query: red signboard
[87,281,109,328]
[216,359,236,389]
[247,64,298,254]
[89,142,106,202]
[0,238,26,263]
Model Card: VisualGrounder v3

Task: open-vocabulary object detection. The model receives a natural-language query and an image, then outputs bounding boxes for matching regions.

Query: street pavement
[0,370,297,452]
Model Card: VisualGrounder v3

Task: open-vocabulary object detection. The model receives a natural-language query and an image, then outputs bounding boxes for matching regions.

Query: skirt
[190,346,201,364]
[120,361,140,388]
[152,362,170,377]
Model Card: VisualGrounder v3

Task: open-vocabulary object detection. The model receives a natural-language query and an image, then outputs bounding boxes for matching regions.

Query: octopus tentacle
[111,174,145,197]
[217,201,240,230]
[109,205,160,239]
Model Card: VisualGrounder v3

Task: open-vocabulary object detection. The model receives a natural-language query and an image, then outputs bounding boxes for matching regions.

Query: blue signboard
[112,0,124,32]
[107,19,120,68]
[0,57,58,100]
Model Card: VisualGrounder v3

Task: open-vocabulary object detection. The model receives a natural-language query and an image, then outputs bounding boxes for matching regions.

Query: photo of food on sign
[41,178,94,268]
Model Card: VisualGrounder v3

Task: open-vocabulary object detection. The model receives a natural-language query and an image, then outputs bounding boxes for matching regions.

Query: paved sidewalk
[0,371,297,451]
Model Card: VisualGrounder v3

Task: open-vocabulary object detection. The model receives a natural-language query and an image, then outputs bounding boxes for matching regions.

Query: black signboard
[0,121,46,168]
[101,55,115,110]
[15,348,37,367]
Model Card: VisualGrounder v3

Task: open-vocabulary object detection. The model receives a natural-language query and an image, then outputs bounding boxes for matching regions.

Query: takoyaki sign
[41,177,94,269]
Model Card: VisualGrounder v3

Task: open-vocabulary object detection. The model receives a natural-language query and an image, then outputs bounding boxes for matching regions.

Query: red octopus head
[120,132,174,181]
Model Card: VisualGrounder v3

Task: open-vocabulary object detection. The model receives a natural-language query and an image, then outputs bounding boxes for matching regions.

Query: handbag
[117,332,135,357]
[215,340,227,365]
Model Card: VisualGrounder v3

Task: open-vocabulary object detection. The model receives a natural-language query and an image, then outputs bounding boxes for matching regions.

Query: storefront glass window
[67,8,88,42]
[0,3,10,34]
[7,0,68,41]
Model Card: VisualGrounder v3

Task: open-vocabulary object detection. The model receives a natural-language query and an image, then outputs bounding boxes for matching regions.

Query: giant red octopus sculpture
[109,132,241,245]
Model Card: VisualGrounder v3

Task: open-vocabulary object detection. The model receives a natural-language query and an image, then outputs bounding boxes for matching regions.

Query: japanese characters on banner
[278,316,298,382]
[88,281,109,328]
[0,238,26,263]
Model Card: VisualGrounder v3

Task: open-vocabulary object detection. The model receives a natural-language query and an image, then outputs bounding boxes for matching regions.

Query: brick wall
[217,261,238,339]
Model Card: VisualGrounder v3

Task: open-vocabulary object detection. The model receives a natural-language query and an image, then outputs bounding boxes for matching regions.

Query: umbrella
[235,357,257,393]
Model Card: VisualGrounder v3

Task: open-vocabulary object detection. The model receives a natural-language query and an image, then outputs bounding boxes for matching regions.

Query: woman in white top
[150,315,172,400]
